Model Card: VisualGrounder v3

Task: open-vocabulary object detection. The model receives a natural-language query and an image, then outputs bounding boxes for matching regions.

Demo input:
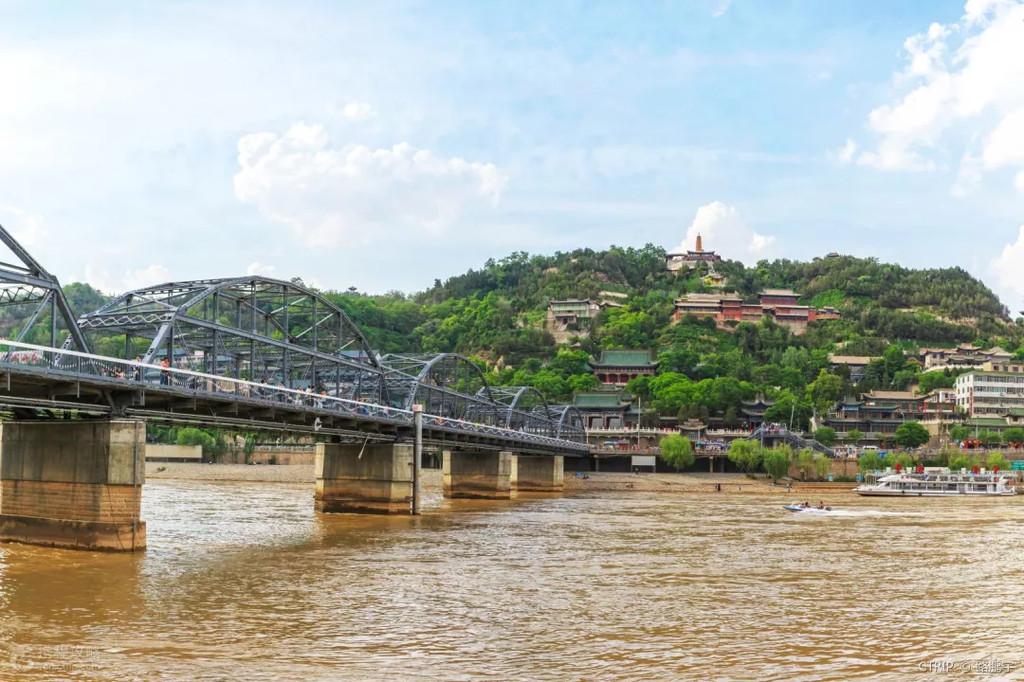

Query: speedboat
[784,503,832,513]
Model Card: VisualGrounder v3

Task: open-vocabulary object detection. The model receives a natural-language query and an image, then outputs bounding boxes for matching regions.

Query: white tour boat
[853,467,1018,497]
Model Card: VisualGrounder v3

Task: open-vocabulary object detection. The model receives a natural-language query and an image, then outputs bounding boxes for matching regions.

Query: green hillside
[332,247,1016,357]
[324,246,1023,422]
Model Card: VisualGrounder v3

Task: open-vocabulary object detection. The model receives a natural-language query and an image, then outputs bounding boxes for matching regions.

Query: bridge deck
[0,341,587,456]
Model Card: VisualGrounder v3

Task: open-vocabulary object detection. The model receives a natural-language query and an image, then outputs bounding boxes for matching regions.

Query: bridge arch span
[381,353,501,424]
[550,404,586,443]
[77,276,386,402]
[484,385,557,437]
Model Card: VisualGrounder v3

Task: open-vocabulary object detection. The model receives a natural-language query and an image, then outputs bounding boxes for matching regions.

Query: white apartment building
[955,370,1024,417]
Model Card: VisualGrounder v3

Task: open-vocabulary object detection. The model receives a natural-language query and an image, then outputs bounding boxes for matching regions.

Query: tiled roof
[573,392,627,408]
[593,349,656,367]
[862,391,918,400]
[967,418,1009,427]
[829,355,878,365]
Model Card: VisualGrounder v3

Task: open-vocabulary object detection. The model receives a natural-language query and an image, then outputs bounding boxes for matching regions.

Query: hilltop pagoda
[666,233,722,272]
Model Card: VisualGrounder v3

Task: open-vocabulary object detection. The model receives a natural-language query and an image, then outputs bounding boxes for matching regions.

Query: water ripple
[1,484,1023,679]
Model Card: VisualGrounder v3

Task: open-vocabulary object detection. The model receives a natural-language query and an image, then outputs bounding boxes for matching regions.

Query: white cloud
[340,101,374,120]
[982,108,1024,170]
[84,263,171,295]
[0,205,47,248]
[233,122,508,246]
[991,225,1024,304]
[851,0,1024,186]
[246,262,277,277]
[830,139,857,164]
[951,152,984,197]
[674,201,777,264]
[711,0,734,18]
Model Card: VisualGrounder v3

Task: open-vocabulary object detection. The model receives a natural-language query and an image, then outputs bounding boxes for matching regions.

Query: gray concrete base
[315,442,412,514]
[443,450,511,499]
[512,455,564,492]
[0,420,146,551]
[0,513,145,552]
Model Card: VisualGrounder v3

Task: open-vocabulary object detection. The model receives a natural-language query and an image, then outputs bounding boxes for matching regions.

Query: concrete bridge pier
[315,442,412,514]
[443,450,511,499]
[0,420,146,551]
[511,455,564,492]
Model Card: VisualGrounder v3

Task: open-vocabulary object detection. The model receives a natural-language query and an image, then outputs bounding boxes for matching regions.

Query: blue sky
[2,0,1024,311]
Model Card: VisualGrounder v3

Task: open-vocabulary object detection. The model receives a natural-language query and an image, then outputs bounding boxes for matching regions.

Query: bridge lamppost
[412,404,423,515]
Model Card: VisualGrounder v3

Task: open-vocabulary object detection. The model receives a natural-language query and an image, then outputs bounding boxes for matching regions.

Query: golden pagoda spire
[695,233,703,252]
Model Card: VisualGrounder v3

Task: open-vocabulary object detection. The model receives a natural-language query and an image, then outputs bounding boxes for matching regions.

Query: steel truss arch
[549,404,586,443]
[77,276,386,403]
[483,385,557,437]
[0,224,89,352]
[380,353,501,424]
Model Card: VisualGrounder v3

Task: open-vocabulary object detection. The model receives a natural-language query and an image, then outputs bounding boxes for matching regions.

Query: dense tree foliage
[894,421,931,449]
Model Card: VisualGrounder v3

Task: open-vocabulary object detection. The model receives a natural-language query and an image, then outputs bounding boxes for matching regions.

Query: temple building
[828,355,878,381]
[546,295,626,343]
[822,390,956,443]
[665,233,722,272]
[740,396,775,430]
[589,349,659,386]
[546,299,602,343]
[672,288,837,336]
[573,392,634,430]
[919,344,1013,371]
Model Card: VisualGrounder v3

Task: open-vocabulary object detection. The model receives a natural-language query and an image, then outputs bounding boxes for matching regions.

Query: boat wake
[790,509,923,518]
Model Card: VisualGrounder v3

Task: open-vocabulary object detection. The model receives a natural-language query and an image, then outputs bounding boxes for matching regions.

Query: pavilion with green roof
[573,391,632,430]
[589,349,658,386]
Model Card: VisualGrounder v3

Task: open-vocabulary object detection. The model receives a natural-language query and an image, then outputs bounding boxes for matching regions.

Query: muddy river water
[1,481,1023,680]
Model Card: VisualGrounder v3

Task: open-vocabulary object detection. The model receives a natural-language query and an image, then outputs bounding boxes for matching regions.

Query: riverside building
[955,369,1024,417]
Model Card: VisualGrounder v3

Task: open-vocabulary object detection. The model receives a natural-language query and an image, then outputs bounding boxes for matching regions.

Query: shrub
[987,451,1008,471]
[813,427,837,447]
[859,451,884,473]
[659,434,695,471]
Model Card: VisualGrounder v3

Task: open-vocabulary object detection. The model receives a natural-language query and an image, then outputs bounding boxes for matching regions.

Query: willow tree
[728,440,762,473]
[763,445,794,481]
[659,434,695,471]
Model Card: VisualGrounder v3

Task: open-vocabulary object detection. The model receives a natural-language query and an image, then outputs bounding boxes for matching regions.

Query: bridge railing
[0,339,587,451]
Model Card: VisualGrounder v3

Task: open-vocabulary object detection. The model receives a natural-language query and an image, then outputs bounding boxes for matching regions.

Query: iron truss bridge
[0,226,586,456]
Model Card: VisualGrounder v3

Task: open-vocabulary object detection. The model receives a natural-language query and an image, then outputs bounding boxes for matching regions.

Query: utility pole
[636,396,641,452]
[412,404,422,515]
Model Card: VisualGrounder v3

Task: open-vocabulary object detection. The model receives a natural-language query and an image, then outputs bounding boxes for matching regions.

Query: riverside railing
[0,339,587,452]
